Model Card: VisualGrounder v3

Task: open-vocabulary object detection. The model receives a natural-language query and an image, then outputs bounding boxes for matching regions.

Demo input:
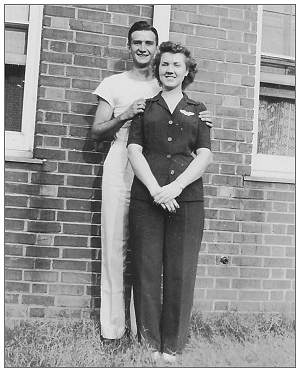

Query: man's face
[128,30,157,68]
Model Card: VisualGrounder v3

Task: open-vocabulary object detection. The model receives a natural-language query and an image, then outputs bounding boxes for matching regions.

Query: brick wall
[170,4,295,314]
[5,4,295,322]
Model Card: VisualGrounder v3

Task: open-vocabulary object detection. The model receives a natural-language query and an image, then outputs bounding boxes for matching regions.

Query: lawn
[5,311,295,368]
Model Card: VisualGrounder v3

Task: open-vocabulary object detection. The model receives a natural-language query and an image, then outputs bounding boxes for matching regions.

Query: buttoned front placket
[157,96,196,184]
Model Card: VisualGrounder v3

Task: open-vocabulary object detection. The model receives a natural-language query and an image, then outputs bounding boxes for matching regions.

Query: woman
[127,41,213,361]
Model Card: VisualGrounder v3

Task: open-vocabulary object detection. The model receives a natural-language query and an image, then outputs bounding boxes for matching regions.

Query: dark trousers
[128,198,204,353]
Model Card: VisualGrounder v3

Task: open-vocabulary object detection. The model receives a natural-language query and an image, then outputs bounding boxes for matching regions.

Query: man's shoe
[162,352,177,363]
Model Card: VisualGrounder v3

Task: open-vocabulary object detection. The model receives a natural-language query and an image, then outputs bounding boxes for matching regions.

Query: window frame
[251,5,295,183]
[5,5,43,159]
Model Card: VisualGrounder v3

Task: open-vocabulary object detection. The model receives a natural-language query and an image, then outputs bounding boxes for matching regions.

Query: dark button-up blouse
[127,92,211,202]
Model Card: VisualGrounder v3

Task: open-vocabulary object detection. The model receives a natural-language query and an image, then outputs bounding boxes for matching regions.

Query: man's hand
[153,181,183,205]
[119,99,146,121]
[199,110,213,127]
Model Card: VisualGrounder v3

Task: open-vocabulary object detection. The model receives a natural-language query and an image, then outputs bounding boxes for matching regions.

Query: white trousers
[100,141,136,339]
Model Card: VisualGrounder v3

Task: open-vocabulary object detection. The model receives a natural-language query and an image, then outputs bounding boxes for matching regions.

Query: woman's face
[159,52,188,90]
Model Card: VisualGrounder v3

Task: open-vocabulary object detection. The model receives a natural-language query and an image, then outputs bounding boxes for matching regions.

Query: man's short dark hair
[128,21,159,45]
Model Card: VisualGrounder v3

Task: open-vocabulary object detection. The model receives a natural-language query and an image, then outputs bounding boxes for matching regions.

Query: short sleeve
[93,77,115,107]
[195,102,211,151]
[127,114,144,147]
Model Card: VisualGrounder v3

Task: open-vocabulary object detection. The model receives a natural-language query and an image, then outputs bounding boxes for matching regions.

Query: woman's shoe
[152,351,161,361]
[162,352,177,363]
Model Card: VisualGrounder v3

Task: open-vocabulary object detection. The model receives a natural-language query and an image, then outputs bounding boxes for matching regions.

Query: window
[5,5,43,159]
[252,5,295,182]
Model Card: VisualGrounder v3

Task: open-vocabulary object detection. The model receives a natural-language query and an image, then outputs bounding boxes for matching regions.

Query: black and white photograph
[4,2,295,368]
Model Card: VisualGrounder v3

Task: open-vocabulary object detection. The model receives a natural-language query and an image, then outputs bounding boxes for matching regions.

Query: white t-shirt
[93,71,160,140]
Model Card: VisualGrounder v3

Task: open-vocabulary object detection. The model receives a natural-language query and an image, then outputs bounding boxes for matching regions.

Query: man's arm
[91,98,146,142]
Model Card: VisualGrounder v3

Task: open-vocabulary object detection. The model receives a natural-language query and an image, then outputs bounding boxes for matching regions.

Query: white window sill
[5,156,45,164]
[244,175,295,184]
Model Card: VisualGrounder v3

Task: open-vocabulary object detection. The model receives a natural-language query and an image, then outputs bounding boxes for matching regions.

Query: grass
[5,311,295,367]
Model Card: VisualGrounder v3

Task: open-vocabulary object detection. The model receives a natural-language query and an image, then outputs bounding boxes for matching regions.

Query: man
[91,21,212,340]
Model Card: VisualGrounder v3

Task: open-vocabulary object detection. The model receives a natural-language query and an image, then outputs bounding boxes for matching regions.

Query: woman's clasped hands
[152,180,183,213]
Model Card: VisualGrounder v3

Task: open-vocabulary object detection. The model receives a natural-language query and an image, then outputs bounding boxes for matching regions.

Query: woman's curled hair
[153,41,198,90]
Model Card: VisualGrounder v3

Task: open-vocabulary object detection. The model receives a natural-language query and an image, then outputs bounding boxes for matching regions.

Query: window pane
[257,97,295,157]
[5,5,29,23]
[5,27,27,56]
[262,10,295,58]
[5,64,25,132]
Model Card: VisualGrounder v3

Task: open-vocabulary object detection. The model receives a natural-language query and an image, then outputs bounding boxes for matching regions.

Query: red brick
[209,220,239,232]
[5,244,23,256]
[286,269,295,279]
[263,280,291,290]
[58,187,93,199]
[29,197,63,210]
[34,148,66,161]
[42,51,72,64]
[49,284,84,295]
[31,173,64,186]
[239,290,268,301]
[5,257,34,269]
[207,243,239,255]
[54,235,88,247]
[212,175,242,187]
[68,150,99,166]
[240,245,271,256]
[5,171,29,183]
[27,221,61,234]
[62,113,94,126]
[5,294,19,304]
[232,256,262,267]
[5,195,28,207]
[5,269,22,281]
[32,284,48,293]
[58,162,93,175]
[207,266,239,277]
[264,234,293,246]
[86,285,100,296]
[215,278,230,288]
[262,302,291,313]
[38,99,69,113]
[24,271,58,282]
[207,289,238,300]
[34,259,51,270]
[5,219,24,231]
[49,41,67,53]
[61,272,99,285]
[75,32,109,47]
[30,308,46,317]
[44,5,75,18]
[71,78,99,91]
[240,267,269,278]
[43,28,73,41]
[6,183,41,196]
[232,279,261,289]
[86,261,101,273]
[235,211,265,222]
[40,75,70,89]
[271,268,285,278]
[5,232,36,245]
[63,224,96,236]
[55,295,90,308]
[52,260,86,271]
[63,248,99,260]
[22,294,54,306]
[6,281,30,293]
[264,257,294,268]
[57,211,91,223]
